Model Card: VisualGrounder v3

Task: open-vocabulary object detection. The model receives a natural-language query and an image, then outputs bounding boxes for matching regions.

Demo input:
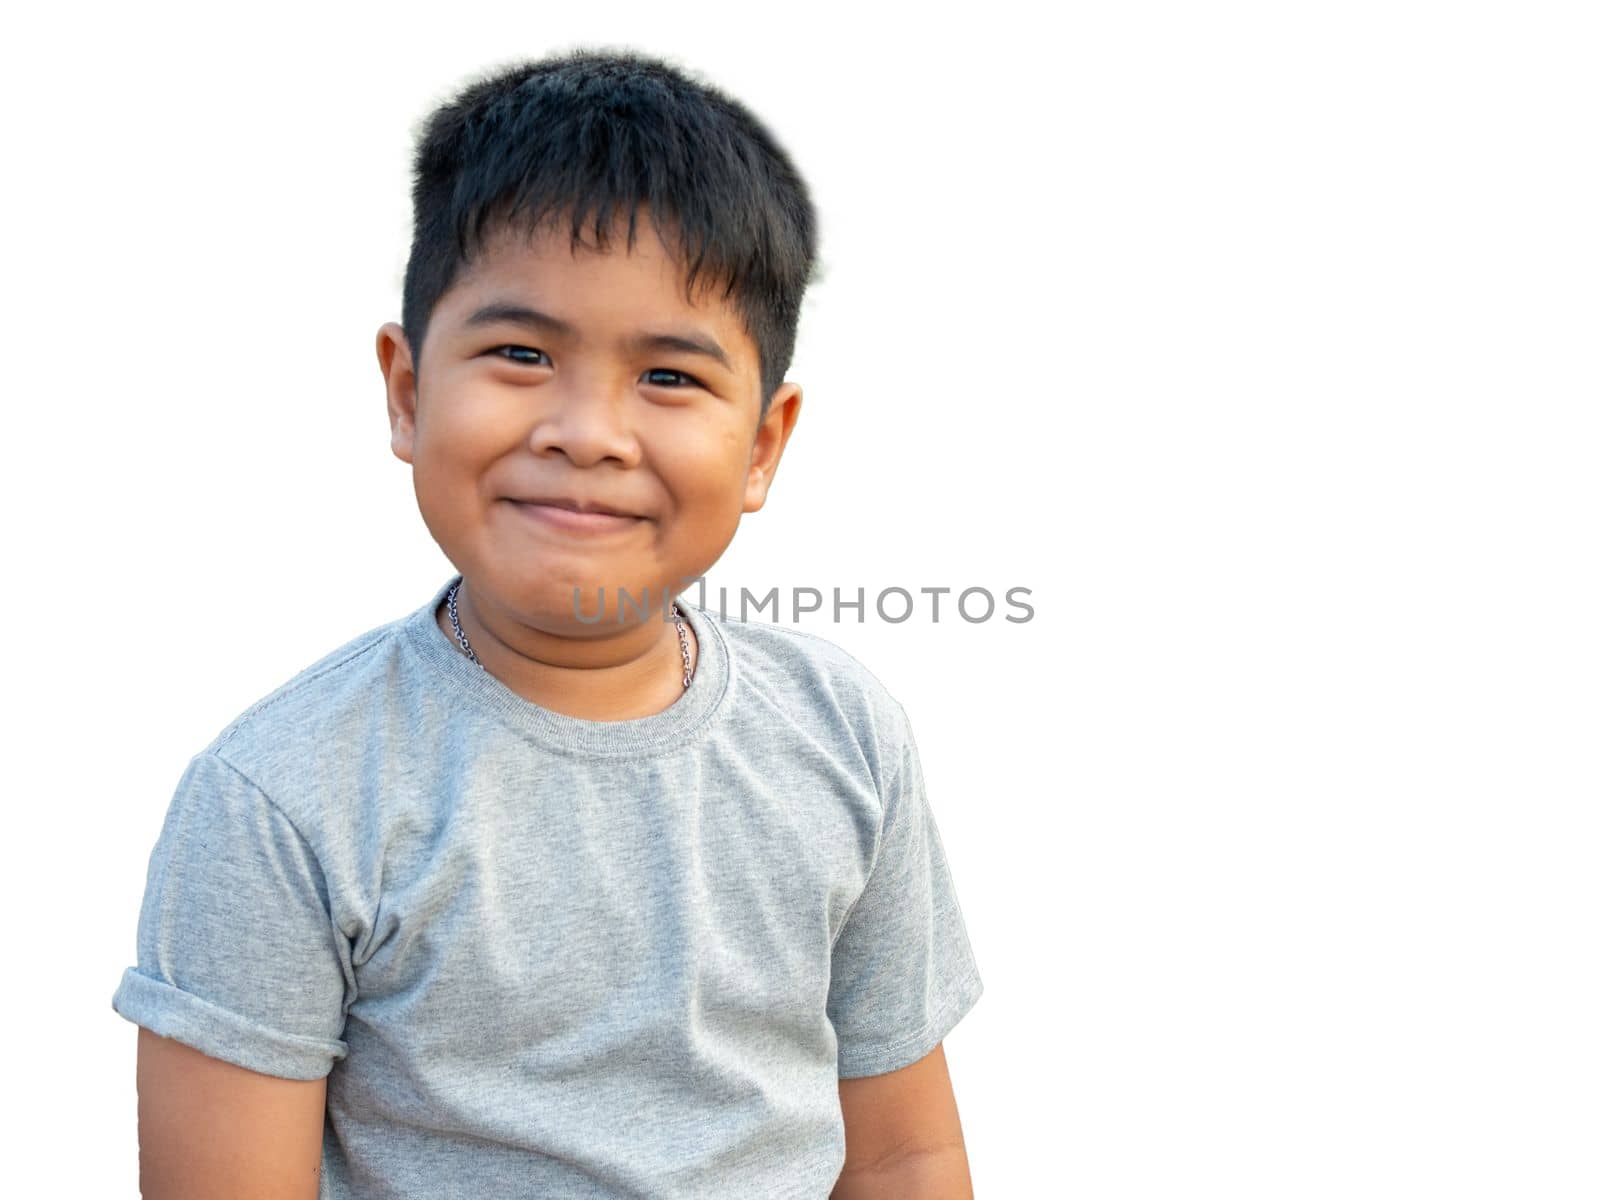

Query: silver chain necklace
[446,580,695,690]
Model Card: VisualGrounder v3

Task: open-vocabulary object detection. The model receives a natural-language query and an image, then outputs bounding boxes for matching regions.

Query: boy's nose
[526,381,643,469]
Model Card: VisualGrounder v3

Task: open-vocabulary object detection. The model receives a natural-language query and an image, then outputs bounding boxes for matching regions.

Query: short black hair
[401,46,820,417]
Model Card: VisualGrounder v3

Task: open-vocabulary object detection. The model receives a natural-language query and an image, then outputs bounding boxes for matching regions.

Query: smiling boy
[113,48,983,1199]
[392,215,781,722]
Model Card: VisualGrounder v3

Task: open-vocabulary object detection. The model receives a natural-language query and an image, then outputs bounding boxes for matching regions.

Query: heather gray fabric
[112,572,983,1199]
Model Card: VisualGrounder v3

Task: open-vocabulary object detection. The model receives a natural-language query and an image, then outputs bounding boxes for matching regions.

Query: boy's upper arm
[137,1027,327,1200]
[834,1042,973,1192]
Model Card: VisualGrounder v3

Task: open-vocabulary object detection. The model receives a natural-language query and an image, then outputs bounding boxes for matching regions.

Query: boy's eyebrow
[461,300,734,372]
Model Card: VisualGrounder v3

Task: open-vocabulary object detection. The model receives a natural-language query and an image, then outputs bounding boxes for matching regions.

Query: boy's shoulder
[694,603,915,770]
[197,608,413,790]
[701,603,896,689]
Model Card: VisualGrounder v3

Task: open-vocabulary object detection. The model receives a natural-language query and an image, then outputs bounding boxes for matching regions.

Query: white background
[5,2,1597,1195]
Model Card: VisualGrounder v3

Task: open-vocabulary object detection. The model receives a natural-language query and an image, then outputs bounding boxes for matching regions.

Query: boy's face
[378,214,801,636]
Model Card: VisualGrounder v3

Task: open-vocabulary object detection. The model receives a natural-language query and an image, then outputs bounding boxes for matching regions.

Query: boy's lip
[504,493,645,519]
[503,497,646,533]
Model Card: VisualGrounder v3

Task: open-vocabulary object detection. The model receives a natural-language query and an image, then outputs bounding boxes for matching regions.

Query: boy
[112,47,983,1199]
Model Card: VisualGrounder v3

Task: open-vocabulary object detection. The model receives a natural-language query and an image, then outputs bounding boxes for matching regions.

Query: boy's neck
[433,595,699,722]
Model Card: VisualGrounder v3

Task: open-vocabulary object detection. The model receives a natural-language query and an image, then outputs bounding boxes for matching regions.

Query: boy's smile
[377,212,802,718]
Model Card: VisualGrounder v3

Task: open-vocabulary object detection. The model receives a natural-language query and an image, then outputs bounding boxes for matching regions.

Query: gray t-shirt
[112,572,983,1199]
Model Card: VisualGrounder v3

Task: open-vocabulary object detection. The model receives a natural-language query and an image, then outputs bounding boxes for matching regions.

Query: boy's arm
[831,1042,975,1200]
[136,1028,327,1200]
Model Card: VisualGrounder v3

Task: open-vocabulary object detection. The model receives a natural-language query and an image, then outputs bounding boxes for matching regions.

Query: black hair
[401,46,820,417]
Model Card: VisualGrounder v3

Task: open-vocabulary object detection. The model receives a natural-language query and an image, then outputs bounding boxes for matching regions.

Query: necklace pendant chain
[446,581,694,690]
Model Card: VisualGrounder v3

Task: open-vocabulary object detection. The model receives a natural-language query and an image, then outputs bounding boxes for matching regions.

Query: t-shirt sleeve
[110,750,353,1080]
[826,704,984,1078]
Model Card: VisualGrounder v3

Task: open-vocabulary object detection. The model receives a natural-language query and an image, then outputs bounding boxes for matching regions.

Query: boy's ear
[743,382,803,514]
[377,322,419,465]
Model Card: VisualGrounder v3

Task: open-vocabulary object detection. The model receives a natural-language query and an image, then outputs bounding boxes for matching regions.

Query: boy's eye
[493,345,550,366]
[642,368,704,390]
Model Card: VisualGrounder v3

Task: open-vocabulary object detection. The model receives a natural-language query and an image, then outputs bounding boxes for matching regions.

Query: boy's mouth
[505,498,646,534]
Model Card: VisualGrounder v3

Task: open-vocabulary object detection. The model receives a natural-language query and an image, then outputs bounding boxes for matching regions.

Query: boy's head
[377,48,819,637]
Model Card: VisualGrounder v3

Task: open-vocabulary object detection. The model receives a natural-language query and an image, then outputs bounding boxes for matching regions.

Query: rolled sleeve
[111,751,352,1080]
